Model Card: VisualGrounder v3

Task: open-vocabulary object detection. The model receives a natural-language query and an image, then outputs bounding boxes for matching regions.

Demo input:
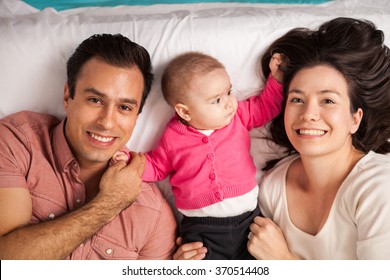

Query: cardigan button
[215,191,222,200]
[207,153,214,160]
[209,173,216,180]
[202,137,209,143]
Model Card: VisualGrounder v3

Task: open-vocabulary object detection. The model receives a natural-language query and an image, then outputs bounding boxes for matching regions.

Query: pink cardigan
[143,75,283,210]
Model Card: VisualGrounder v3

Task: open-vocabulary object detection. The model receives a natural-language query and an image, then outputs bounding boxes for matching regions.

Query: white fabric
[179,184,258,217]
[1,0,390,219]
[1,0,390,155]
[259,151,390,260]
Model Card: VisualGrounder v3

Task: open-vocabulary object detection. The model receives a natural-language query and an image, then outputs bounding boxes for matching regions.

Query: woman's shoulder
[355,151,390,176]
[263,154,300,179]
[260,154,300,193]
[343,151,390,205]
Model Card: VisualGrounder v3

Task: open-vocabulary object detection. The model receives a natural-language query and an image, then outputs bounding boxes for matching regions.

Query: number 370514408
[215,266,269,276]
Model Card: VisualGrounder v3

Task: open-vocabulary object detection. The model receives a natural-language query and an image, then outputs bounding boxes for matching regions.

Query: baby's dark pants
[180,207,261,260]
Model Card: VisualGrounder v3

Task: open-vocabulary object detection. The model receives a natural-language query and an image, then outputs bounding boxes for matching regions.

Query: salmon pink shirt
[0,111,177,259]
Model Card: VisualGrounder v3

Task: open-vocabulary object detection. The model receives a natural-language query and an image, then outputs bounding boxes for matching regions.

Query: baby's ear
[175,103,191,121]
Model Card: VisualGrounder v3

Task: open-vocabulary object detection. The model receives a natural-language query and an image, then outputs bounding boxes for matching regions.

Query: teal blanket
[24,0,330,11]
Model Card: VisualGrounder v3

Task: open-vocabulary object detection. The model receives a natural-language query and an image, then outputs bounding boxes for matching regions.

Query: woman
[248,17,390,259]
[174,17,390,260]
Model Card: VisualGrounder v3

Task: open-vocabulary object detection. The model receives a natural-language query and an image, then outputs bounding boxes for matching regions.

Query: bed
[1,0,390,212]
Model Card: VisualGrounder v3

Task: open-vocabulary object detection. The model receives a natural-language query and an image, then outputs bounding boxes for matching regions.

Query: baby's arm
[237,53,285,129]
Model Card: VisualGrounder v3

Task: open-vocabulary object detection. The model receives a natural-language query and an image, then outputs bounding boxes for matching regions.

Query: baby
[113,51,284,259]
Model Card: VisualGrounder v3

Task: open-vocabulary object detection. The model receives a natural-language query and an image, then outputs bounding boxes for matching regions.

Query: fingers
[253,216,269,226]
[249,216,273,238]
[175,236,183,246]
[268,53,285,83]
[124,151,146,175]
[137,153,146,176]
[271,53,283,65]
[173,241,207,260]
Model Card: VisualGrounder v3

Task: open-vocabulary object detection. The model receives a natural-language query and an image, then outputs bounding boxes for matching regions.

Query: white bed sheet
[1,0,390,204]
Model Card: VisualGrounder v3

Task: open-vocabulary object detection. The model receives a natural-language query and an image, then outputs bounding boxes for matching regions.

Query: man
[0,34,177,259]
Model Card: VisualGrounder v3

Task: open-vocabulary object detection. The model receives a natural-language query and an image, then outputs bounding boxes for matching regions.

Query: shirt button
[209,173,216,180]
[207,153,214,160]
[48,213,55,219]
[202,137,209,143]
[76,199,81,204]
[106,248,113,255]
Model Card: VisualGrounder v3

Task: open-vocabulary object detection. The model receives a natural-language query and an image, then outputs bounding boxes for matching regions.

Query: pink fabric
[143,75,283,210]
[0,111,177,259]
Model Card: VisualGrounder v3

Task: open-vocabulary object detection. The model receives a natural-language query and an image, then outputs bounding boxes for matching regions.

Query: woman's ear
[175,103,191,121]
[350,108,363,134]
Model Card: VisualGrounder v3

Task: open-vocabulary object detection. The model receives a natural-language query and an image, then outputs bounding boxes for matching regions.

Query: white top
[259,151,390,259]
[180,186,258,217]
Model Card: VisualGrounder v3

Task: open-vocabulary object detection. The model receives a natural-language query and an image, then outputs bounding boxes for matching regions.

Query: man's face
[64,57,144,169]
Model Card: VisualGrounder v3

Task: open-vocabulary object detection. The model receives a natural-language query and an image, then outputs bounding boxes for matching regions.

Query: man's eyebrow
[84,87,139,106]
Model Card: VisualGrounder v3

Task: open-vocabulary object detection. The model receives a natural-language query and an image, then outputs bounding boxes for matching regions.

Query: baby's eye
[212,98,221,104]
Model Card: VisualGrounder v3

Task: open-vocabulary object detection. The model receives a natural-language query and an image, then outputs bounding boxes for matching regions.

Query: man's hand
[99,151,146,211]
[173,237,208,260]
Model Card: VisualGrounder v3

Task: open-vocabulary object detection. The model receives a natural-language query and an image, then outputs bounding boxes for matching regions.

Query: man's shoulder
[133,182,169,212]
[1,110,60,129]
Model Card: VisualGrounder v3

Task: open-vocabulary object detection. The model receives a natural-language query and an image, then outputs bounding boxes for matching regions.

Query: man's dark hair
[66,33,153,114]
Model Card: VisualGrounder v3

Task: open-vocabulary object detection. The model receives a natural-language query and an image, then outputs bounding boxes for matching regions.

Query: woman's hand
[247,216,299,260]
[172,237,207,260]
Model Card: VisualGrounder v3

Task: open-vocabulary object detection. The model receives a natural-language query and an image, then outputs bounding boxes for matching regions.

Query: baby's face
[184,68,238,130]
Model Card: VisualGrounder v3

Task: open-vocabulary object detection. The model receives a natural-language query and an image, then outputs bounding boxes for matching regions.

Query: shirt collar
[53,118,77,172]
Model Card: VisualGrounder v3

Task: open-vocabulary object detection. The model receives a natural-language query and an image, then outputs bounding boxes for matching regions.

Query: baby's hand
[110,150,131,166]
[269,53,284,84]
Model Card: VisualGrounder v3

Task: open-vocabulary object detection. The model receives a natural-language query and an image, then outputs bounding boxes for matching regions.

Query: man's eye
[212,98,221,104]
[120,105,133,111]
[88,98,101,104]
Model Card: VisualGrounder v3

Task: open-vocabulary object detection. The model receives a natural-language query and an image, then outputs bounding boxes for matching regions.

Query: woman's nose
[301,102,320,122]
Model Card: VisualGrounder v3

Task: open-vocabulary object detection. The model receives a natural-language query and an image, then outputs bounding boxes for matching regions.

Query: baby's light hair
[161,51,225,106]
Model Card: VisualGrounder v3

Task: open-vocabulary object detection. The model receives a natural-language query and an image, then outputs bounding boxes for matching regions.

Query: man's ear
[64,83,71,110]
[175,103,191,121]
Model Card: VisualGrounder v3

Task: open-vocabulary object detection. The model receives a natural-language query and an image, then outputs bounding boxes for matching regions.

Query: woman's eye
[290,97,302,103]
[323,99,335,104]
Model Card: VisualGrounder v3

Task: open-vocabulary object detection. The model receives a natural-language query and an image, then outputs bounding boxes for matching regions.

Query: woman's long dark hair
[261,17,390,170]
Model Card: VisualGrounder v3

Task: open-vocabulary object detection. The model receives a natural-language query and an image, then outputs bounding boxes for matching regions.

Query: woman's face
[284,65,363,158]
